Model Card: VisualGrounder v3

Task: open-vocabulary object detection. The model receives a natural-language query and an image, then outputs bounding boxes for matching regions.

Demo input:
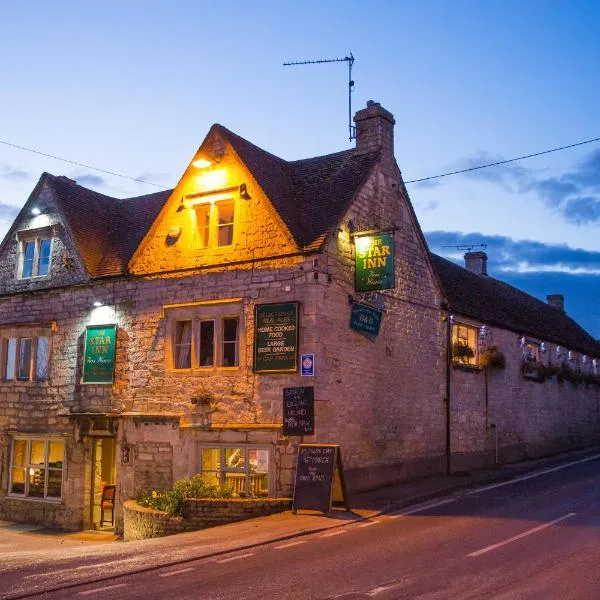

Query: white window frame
[16,230,54,280]
[166,301,243,372]
[1,329,51,383]
[187,193,236,250]
[8,436,65,501]
[198,444,272,497]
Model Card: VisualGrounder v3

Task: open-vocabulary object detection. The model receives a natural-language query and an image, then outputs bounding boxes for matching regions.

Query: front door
[90,437,116,529]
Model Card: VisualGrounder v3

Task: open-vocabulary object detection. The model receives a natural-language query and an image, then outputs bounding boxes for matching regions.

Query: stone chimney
[464,251,488,276]
[354,100,395,157]
[547,294,565,312]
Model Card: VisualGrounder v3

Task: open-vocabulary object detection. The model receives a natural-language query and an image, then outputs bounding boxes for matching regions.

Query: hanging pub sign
[82,324,117,384]
[355,233,395,292]
[253,302,299,373]
[350,301,383,336]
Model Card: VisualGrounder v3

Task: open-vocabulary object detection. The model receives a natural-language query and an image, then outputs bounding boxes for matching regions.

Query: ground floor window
[199,445,270,497]
[451,322,478,366]
[9,437,65,500]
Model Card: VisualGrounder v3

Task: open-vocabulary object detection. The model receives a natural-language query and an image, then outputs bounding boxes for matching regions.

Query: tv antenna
[283,53,356,141]
[442,243,488,252]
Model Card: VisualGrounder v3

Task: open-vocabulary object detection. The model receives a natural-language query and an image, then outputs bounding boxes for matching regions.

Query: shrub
[136,475,236,516]
[452,341,474,363]
[480,346,506,369]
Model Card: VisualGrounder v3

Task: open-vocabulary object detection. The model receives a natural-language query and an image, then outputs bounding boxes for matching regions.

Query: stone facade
[0,101,598,535]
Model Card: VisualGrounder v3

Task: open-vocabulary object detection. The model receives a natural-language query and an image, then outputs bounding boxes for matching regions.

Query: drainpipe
[445,311,452,475]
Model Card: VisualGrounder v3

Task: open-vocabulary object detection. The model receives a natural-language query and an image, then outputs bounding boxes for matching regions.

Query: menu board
[253,302,299,373]
[292,444,346,514]
[283,387,314,436]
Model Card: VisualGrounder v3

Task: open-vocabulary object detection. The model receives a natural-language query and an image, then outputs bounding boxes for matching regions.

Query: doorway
[90,437,116,530]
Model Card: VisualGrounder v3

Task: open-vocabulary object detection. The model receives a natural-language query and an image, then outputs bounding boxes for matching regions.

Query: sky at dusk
[1,1,599,337]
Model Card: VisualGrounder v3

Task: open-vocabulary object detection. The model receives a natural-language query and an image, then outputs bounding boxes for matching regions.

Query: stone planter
[123,497,292,541]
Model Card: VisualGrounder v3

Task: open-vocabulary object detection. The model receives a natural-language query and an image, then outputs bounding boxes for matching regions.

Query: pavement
[1,446,600,599]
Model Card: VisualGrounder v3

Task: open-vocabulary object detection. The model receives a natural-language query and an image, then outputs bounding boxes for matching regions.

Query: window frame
[166,301,244,372]
[188,194,237,250]
[1,329,51,383]
[451,321,479,367]
[198,444,272,497]
[8,436,65,501]
[16,233,53,280]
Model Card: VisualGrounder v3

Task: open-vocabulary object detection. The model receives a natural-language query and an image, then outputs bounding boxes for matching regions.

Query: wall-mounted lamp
[192,157,214,169]
[239,183,251,200]
[31,207,42,216]
[93,301,103,308]
[176,197,185,212]
[556,345,563,355]
[540,342,547,353]
[121,446,131,464]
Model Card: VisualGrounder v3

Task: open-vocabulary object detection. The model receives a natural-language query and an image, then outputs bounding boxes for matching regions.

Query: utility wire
[2,134,600,189]
[0,138,170,189]
[403,136,600,184]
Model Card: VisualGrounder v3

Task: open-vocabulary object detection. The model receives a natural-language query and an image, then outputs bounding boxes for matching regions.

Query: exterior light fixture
[31,207,41,216]
[239,183,251,200]
[93,301,103,308]
[192,157,214,169]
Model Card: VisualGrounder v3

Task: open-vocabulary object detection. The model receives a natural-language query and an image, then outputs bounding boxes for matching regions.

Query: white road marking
[78,584,128,595]
[468,512,577,557]
[216,552,254,563]
[321,529,347,537]
[159,567,194,577]
[357,520,378,527]
[367,581,401,595]
[274,540,306,549]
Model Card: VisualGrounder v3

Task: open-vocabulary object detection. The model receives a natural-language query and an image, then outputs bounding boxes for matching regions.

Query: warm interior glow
[192,158,213,169]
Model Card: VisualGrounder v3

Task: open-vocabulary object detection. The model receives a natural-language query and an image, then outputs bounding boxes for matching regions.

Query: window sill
[452,363,481,373]
[169,367,242,375]
[6,495,63,504]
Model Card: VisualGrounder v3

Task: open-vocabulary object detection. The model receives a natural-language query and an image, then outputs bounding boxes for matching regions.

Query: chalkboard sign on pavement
[292,444,349,514]
[283,387,314,436]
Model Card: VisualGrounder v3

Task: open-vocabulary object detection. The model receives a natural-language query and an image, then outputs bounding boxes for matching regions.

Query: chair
[100,485,116,527]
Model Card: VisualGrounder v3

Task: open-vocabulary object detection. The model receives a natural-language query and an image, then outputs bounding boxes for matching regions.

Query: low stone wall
[123,497,292,541]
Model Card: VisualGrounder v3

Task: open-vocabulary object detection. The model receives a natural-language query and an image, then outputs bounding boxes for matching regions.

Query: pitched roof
[45,174,171,278]
[430,253,600,357]
[216,125,380,249]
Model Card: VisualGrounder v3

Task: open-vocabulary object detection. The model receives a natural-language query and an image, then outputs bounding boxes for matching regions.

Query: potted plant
[521,358,545,381]
[480,346,506,369]
[452,341,475,364]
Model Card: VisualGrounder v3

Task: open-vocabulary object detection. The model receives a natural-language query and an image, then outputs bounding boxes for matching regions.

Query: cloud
[75,173,107,187]
[0,201,20,220]
[0,164,30,182]
[426,230,600,338]
[455,147,600,225]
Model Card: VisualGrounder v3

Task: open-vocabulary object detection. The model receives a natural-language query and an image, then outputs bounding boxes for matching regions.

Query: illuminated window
[19,237,52,279]
[199,445,270,497]
[192,198,235,249]
[167,302,242,370]
[452,323,478,366]
[9,437,64,500]
[524,341,540,362]
[2,334,50,382]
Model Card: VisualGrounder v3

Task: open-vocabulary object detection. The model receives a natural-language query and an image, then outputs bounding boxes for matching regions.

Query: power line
[0,138,169,189]
[404,136,600,184]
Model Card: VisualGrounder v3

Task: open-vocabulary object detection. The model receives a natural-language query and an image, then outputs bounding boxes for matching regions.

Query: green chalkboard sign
[355,233,395,292]
[253,302,299,373]
[82,325,117,384]
[350,302,383,336]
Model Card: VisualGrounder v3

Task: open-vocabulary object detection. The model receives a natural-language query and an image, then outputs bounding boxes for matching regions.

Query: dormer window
[188,193,236,249]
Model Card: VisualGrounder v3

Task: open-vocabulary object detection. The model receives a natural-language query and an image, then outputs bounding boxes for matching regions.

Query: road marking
[321,529,347,538]
[468,512,577,557]
[474,454,600,494]
[357,520,378,528]
[367,581,401,595]
[78,584,128,595]
[159,567,194,577]
[274,540,306,549]
[216,552,254,563]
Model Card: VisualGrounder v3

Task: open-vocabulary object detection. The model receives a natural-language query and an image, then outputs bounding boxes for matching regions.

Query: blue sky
[1,1,599,336]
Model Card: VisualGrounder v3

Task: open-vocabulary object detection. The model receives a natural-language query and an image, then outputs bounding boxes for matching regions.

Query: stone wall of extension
[450,326,600,472]
[122,498,292,541]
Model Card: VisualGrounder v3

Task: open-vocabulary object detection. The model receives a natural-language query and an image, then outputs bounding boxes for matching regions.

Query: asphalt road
[14,456,600,600]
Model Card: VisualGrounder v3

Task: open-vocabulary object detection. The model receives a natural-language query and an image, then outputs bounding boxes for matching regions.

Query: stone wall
[123,498,292,541]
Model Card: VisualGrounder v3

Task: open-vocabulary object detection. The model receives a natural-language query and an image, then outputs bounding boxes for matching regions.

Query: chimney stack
[547,294,565,312]
[464,251,488,276]
[354,100,395,157]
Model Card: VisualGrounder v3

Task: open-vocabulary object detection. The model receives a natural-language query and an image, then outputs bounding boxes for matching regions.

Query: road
[11,455,600,599]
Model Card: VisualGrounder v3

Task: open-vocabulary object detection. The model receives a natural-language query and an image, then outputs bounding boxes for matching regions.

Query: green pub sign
[355,233,395,292]
[82,325,117,384]
[254,302,299,373]
[350,302,383,336]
